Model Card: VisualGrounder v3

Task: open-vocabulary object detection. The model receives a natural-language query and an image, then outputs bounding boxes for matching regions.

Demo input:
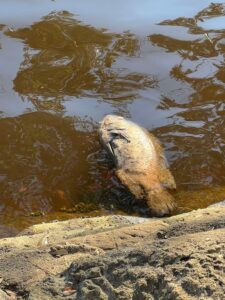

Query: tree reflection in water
[6,11,156,111]
[148,3,225,189]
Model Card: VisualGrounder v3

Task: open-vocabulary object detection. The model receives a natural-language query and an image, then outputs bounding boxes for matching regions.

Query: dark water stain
[0,112,147,236]
[1,1,225,236]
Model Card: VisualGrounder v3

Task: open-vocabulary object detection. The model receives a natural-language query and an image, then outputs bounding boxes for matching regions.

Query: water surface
[1,1,225,236]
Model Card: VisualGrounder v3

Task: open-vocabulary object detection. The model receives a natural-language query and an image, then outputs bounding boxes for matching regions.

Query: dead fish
[99,115,176,217]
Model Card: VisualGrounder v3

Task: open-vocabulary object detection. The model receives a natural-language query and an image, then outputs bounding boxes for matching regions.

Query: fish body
[99,115,176,216]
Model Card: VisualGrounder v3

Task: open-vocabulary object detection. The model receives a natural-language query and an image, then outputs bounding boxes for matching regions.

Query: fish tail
[146,188,176,217]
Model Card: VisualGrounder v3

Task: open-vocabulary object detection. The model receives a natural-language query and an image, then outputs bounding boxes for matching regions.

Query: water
[1,0,225,236]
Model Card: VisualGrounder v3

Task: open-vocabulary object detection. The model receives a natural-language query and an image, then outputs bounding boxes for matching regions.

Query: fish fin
[158,168,176,190]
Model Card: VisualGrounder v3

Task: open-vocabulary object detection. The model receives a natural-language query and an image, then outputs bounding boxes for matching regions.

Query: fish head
[99,115,131,159]
[100,115,125,125]
[99,115,131,134]
[146,188,176,217]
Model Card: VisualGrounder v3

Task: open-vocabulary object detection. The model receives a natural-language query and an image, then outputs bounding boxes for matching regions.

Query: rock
[0,289,12,300]
[0,206,224,299]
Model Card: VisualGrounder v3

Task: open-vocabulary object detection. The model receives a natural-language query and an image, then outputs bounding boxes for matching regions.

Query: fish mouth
[106,142,115,157]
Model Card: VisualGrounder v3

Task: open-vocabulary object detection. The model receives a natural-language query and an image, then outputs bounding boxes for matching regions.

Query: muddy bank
[0,205,224,299]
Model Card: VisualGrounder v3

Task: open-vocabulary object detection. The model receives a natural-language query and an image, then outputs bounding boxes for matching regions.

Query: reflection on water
[1,2,225,236]
[6,11,155,109]
[151,3,225,188]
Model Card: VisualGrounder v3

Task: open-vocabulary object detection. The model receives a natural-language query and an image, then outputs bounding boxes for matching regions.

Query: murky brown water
[1,1,225,236]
